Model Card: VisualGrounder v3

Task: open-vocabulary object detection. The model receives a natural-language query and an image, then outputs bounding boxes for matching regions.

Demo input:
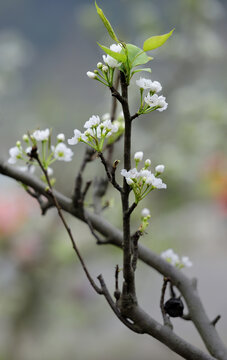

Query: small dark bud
[113,160,120,169]
[114,289,121,301]
[30,146,38,158]
[164,297,184,318]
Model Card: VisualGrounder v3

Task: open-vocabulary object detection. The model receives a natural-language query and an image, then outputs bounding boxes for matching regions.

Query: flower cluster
[8,129,73,183]
[136,77,168,114]
[161,249,193,269]
[87,43,122,87]
[67,114,119,152]
[121,151,166,203]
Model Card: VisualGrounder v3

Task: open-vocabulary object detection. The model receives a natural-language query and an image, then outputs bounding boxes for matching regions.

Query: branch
[98,152,122,192]
[1,161,227,359]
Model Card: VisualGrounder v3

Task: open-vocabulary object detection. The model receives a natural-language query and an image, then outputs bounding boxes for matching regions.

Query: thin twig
[130,112,139,121]
[211,315,221,327]
[25,187,54,215]
[97,274,143,334]
[33,152,103,295]
[98,152,122,192]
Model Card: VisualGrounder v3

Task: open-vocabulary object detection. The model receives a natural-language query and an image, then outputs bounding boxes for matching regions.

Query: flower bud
[87,71,97,79]
[155,164,165,173]
[102,65,108,73]
[16,141,21,147]
[145,159,151,167]
[22,134,29,142]
[134,151,143,162]
[97,62,103,69]
[57,133,65,142]
[141,208,150,218]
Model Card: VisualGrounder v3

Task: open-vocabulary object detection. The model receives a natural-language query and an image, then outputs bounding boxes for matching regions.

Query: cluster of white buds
[8,130,73,182]
[87,43,122,87]
[67,114,119,152]
[121,151,166,203]
[136,77,168,114]
[161,249,193,269]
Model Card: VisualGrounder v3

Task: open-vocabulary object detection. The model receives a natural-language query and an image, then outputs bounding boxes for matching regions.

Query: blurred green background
[0,0,227,359]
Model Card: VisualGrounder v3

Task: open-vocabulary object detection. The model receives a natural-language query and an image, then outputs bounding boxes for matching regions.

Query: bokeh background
[0,0,227,359]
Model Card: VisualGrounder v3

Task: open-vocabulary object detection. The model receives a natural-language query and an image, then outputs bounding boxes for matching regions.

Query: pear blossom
[161,249,193,269]
[110,43,122,53]
[68,130,84,145]
[134,151,143,162]
[103,54,121,68]
[141,208,150,217]
[33,128,50,141]
[54,143,73,162]
[136,78,162,93]
[84,115,100,129]
[155,164,165,173]
[57,133,65,142]
[144,93,168,112]
[87,71,97,79]
[161,249,180,266]
[8,146,22,164]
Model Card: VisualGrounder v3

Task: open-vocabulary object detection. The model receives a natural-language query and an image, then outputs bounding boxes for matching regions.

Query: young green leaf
[130,68,152,78]
[143,29,174,52]
[126,44,153,68]
[95,2,119,42]
[97,43,127,63]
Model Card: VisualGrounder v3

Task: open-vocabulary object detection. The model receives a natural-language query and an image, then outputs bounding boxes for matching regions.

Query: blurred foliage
[0,0,227,359]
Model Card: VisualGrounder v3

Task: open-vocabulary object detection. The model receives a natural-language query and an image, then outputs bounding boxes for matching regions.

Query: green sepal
[97,43,127,63]
[143,29,174,52]
[126,44,153,68]
[95,2,119,42]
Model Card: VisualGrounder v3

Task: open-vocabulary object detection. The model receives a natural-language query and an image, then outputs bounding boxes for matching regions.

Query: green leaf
[97,43,127,63]
[95,2,119,42]
[130,68,151,79]
[143,29,174,52]
[126,44,153,68]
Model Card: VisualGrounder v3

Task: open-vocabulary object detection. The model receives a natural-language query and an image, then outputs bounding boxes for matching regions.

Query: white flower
[68,129,83,145]
[144,94,168,111]
[121,168,139,179]
[155,164,165,173]
[110,43,122,53]
[161,249,180,266]
[136,78,162,93]
[84,115,100,129]
[103,54,121,68]
[134,151,143,162]
[87,71,96,79]
[141,208,150,217]
[54,143,73,162]
[8,146,22,164]
[57,133,65,142]
[33,128,50,141]
[181,256,193,268]
[145,159,151,167]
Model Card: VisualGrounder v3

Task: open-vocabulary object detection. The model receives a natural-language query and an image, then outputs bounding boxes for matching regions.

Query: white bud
[87,71,96,79]
[126,178,133,185]
[57,133,65,142]
[97,62,103,69]
[102,65,108,72]
[141,208,150,217]
[134,151,143,162]
[145,159,151,167]
[22,134,29,142]
[155,164,165,173]
[16,141,21,147]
